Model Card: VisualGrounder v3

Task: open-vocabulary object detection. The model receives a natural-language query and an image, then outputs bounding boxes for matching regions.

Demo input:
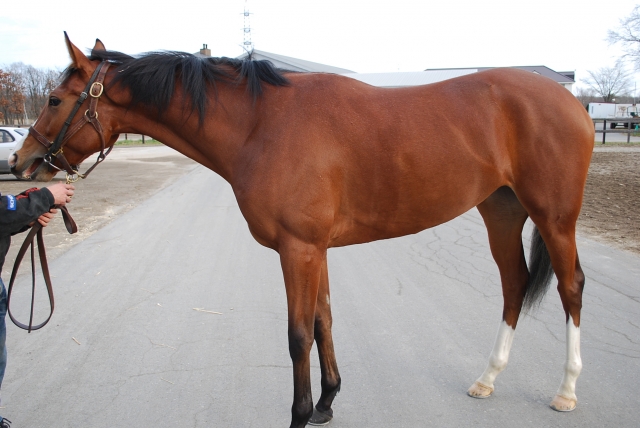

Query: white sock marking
[476,320,515,388]
[556,316,582,400]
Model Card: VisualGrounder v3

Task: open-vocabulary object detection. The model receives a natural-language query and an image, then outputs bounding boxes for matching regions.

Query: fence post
[142,135,145,144]
[603,120,606,144]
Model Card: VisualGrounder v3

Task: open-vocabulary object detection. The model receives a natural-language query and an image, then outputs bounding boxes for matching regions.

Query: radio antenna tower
[242,1,254,54]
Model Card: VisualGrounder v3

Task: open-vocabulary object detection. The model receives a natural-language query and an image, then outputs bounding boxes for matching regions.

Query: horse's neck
[116,87,257,182]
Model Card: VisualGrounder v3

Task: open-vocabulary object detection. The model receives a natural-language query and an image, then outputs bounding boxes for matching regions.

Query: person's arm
[0,188,55,236]
[0,183,74,236]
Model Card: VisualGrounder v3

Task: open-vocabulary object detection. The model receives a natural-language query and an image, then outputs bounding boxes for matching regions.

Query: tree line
[0,63,60,125]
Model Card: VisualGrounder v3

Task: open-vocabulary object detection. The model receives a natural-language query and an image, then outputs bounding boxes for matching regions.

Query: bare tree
[21,64,60,119]
[583,62,633,102]
[42,69,60,104]
[3,63,61,122]
[26,69,42,118]
[18,63,43,119]
[608,5,640,70]
[574,87,598,108]
[0,68,26,125]
[7,63,30,120]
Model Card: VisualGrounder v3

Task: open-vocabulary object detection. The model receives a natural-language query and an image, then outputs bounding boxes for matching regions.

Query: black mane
[65,49,290,122]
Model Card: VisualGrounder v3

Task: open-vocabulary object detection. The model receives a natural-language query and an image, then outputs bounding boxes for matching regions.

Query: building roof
[236,49,355,74]
[342,69,477,87]
[426,66,575,84]
[557,71,575,81]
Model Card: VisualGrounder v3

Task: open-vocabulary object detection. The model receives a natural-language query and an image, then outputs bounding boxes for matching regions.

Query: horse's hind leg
[533,224,584,412]
[468,187,529,398]
[308,258,341,426]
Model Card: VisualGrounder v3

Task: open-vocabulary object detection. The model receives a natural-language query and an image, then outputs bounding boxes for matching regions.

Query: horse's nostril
[8,153,17,168]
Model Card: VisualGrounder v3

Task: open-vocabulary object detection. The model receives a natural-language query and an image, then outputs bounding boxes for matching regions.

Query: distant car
[0,127,27,174]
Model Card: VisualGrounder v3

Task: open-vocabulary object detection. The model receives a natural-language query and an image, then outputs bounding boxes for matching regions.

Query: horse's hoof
[550,395,577,412]
[467,381,494,399]
[307,408,333,426]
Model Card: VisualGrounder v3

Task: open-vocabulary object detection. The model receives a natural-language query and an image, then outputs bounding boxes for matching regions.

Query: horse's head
[10,34,120,182]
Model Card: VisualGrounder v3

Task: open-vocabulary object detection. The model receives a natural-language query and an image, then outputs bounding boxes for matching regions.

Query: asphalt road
[3,165,639,428]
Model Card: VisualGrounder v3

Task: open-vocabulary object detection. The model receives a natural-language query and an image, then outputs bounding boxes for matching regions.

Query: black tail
[522,226,555,312]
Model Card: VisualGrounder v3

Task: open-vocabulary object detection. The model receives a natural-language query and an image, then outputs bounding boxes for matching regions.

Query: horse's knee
[288,327,314,360]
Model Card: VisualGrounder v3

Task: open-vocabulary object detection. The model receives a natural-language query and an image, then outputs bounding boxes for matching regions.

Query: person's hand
[46,183,75,206]
[37,209,58,227]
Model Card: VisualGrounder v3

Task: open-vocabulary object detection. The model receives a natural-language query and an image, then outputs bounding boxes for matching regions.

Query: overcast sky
[1,0,639,90]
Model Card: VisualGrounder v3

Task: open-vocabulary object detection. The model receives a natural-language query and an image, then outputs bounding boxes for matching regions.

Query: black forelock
[75,48,290,123]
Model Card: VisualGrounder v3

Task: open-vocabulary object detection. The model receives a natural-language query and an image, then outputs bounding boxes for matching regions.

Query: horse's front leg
[279,239,324,428]
[308,258,341,426]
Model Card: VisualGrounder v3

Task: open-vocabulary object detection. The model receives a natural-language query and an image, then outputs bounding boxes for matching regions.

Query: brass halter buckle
[90,82,104,98]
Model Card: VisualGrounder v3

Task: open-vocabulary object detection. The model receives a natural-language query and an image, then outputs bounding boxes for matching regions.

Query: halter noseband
[28,61,113,183]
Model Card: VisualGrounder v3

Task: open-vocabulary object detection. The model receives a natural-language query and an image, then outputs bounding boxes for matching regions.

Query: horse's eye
[49,97,61,107]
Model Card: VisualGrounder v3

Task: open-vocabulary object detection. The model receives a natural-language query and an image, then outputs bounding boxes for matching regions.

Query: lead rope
[7,203,77,332]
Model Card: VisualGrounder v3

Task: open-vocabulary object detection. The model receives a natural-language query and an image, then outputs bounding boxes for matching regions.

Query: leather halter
[28,61,113,183]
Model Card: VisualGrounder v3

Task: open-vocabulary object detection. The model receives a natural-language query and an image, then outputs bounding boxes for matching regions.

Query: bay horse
[10,35,594,427]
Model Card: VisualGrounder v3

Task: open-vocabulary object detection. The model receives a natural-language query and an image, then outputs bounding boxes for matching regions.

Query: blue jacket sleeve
[0,188,55,237]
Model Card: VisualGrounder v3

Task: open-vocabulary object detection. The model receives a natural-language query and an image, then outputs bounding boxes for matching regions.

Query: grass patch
[115,139,163,147]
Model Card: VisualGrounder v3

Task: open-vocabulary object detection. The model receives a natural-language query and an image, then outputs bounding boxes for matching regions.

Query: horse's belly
[328,202,471,248]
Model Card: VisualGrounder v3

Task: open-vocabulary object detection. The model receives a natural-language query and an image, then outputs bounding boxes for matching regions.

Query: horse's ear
[93,38,106,52]
[64,31,92,73]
